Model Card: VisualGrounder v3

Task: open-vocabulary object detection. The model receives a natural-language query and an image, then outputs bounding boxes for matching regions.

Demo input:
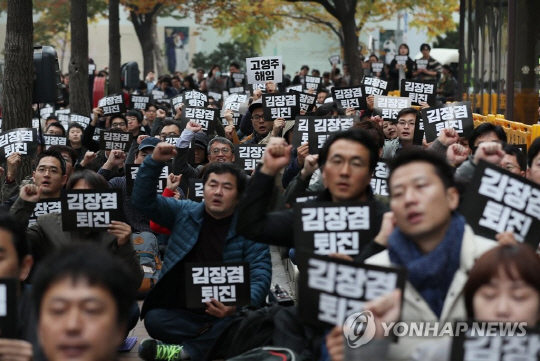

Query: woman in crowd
[206,64,226,94]
[389,43,415,91]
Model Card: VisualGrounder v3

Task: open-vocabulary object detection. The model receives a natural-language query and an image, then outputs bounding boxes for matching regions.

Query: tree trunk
[340,13,363,85]
[2,0,33,131]
[108,0,122,94]
[131,11,155,75]
[69,0,91,116]
[152,20,166,76]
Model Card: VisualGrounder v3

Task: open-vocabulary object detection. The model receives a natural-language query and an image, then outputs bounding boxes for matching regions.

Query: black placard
[412,113,425,146]
[298,92,317,112]
[331,86,367,110]
[40,104,54,119]
[400,80,437,106]
[130,94,153,111]
[183,90,208,108]
[294,201,378,256]
[229,86,245,94]
[421,101,474,143]
[69,114,91,129]
[286,85,303,93]
[125,163,169,196]
[0,128,38,163]
[184,262,250,309]
[188,178,204,202]
[370,159,390,197]
[305,76,323,92]
[55,109,70,128]
[99,131,133,152]
[297,252,406,328]
[43,135,67,150]
[234,144,266,173]
[304,116,357,154]
[262,93,300,121]
[450,322,540,361]
[362,76,389,96]
[460,161,540,248]
[151,89,165,100]
[180,107,218,135]
[28,199,62,227]
[251,83,266,94]
[373,95,411,121]
[97,94,126,116]
[223,93,249,115]
[0,279,18,338]
[61,189,124,232]
[292,116,311,149]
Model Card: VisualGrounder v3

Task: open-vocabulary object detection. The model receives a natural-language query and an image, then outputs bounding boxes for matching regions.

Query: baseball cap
[248,99,263,114]
[138,137,161,151]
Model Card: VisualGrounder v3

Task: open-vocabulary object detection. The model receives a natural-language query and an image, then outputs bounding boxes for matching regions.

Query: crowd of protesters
[1,42,539,361]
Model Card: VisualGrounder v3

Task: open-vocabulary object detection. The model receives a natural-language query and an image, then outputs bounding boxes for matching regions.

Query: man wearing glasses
[240,99,283,145]
[382,108,421,158]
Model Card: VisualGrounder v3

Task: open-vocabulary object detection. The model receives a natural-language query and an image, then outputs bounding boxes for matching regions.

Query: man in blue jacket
[132,141,271,361]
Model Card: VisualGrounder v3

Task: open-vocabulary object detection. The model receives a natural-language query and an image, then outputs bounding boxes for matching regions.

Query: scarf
[388,213,465,318]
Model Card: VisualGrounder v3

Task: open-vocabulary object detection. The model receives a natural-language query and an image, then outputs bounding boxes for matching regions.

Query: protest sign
[461,161,540,248]
[235,144,266,173]
[332,86,367,110]
[151,89,165,100]
[130,94,152,111]
[188,178,204,202]
[421,101,474,142]
[246,56,282,84]
[0,128,38,163]
[297,252,406,328]
[370,160,390,197]
[28,199,62,227]
[61,189,124,231]
[97,94,126,116]
[99,131,133,152]
[362,76,389,96]
[181,107,218,135]
[415,59,428,70]
[294,201,378,256]
[329,55,340,65]
[373,95,411,121]
[395,55,408,66]
[305,76,323,92]
[126,163,169,196]
[43,135,67,150]
[185,262,250,308]
[306,116,357,154]
[262,93,300,121]
[286,85,303,93]
[400,80,437,106]
[370,62,384,74]
[299,92,317,112]
[183,90,208,108]
[0,279,18,338]
[69,114,91,129]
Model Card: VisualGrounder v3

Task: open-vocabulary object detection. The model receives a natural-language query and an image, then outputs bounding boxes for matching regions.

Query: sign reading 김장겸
[61,189,124,232]
[99,131,133,152]
[184,262,250,308]
[188,178,204,202]
[373,95,411,121]
[370,160,390,197]
[97,94,126,116]
[400,80,437,106]
[421,101,474,142]
[28,199,61,226]
[362,76,389,96]
[0,128,38,163]
[262,93,300,121]
[331,86,367,110]
[181,107,218,135]
[235,144,266,173]
[125,164,169,196]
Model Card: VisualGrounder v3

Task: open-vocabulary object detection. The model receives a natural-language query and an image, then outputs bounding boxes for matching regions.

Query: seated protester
[173,122,234,193]
[500,144,526,176]
[382,107,420,158]
[455,122,507,183]
[33,244,137,361]
[132,147,271,361]
[66,123,87,162]
[2,150,68,212]
[527,137,540,184]
[283,120,386,207]
[98,137,162,233]
[43,115,59,130]
[0,213,34,361]
[358,149,495,360]
[10,169,143,288]
[316,89,329,105]
[159,76,179,99]
[44,122,66,137]
[125,109,150,164]
[240,99,283,145]
[142,103,159,136]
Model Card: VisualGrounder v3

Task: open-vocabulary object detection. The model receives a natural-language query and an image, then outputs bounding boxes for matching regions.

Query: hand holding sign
[152,142,177,163]
[473,141,504,165]
[20,184,42,203]
[363,289,402,339]
[205,298,236,318]
[297,143,309,168]
[271,118,285,136]
[374,212,396,247]
[495,231,518,246]
[108,221,131,246]
[260,137,291,177]
[0,339,33,361]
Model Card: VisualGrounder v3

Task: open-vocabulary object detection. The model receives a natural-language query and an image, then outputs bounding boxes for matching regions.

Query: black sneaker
[138,338,183,361]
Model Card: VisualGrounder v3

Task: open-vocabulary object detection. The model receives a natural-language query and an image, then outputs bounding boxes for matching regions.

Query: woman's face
[382,120,397,139]
[473,265,540,327]
[68,128,82,142]
[399,45,409,55]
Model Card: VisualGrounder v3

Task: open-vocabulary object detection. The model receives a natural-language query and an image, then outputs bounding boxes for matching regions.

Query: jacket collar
[188,201,239,240]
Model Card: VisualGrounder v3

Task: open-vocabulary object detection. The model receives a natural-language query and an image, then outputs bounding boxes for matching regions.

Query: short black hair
[45,122,66,137]
[35,149,67,175]
[503,144,526,171]
[158,119,182,135]
[388,148,455,192]
[315,102,337,116]
[468,122,507,149]
[66,169,109,189]
[420,43,431,51]
[110,114,128,127]
[352,120,385,150]
[318,128,380,173]
[47,145,78,167]
[396,107,419,121]
[528,137,540,168]
[0,212,30,265]
[229,62,240,70]
[202,163,246,196]
[301,65,309,71]
[32,244,136,326]
[67,122,85,134]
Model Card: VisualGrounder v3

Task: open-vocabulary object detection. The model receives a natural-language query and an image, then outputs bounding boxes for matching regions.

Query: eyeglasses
[502,164,520,172]
[397,120,415,127]
[211,148,231,155]
[252,115,265,121]
[160,132,180,140]
[111,122,126,128]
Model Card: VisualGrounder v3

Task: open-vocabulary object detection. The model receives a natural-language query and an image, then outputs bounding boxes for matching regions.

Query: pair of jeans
[144,308,234,361]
